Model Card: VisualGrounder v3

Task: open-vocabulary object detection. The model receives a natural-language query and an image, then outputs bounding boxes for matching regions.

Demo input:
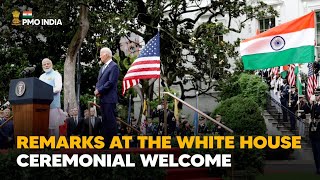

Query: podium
[8,77,53,137]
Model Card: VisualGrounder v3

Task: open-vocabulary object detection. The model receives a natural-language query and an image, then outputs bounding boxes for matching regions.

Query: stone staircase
[264,104,314,163]
[264,104,310,138]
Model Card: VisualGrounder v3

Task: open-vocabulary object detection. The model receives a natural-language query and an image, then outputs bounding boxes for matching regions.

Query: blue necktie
[102,64,107,73]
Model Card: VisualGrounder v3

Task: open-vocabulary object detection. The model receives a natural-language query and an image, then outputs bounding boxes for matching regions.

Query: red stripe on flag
[131,60,160,66]
[124,74,160,81]
[307,63,317,100]
[271,67,278,76]
[288,64,295,86]
[122,33,161,95]
[127,67,161,74]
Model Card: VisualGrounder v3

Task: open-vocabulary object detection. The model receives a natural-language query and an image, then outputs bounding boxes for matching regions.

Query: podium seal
[15,81,26,97]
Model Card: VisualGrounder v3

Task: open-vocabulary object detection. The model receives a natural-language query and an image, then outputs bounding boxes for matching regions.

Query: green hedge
[211,96,267,173]
[213,96,266,135]
[218,73,268,107]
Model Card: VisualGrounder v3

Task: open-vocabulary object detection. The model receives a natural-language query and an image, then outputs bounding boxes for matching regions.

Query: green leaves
[218,73,268,107]
[212,78,267,175]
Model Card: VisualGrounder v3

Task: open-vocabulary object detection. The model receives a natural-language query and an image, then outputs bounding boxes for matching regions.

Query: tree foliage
[0,0,277,112]
[211,95,267,175]
[213,96,266,135]
[217,73,268,107]
[116,0,278,101]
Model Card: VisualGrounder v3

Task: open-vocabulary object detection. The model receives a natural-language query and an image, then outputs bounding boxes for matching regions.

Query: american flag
[307,63,317,100]
[288,64,295,86]
[122,33,161,95]
[271,67,279,76]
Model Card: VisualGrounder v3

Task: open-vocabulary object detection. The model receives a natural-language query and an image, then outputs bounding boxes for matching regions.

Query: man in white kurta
[39,58,64,138]
[271,74,283,113]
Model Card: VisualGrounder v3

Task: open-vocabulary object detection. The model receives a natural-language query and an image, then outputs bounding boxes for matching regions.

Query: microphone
[0,101,10,109]
[21,65,36,75]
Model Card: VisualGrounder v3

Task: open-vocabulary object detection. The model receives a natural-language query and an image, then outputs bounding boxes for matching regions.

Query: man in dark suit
[289,87,298,130]
[0,108,14,149]
[66,108,83,137]
[94,47,119,148]
[280,79,289,122]
[82,107,102,136]
[309,118,320,174]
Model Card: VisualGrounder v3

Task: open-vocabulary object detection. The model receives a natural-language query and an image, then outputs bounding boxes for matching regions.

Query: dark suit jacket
[66,116,83,137]
[0,119,14,148]
[96,60,119,104]
[82,117,102,136]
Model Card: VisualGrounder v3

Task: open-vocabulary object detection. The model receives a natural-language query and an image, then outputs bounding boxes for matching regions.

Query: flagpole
[194,91,199,135]
[297,66,300,112]
[158,24,161,103]
[127,94,132,124]
[94,96,97,116]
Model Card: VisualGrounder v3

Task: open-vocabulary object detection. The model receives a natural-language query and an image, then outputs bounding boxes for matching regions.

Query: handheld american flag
[122,33,161,95]
[307,63,317,100]
[288,64,295,86]
[271,67,279,76]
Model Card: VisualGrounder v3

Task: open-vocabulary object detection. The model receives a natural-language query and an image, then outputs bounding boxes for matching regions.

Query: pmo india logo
[12,10,62,26]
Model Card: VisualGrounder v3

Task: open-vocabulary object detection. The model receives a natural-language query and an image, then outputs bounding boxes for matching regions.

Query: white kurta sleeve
[53,72,62,93]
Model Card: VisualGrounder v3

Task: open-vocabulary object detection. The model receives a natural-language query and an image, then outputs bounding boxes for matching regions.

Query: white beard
[44,68,52,73]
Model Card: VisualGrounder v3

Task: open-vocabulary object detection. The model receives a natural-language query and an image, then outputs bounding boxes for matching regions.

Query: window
[316,11,320,59]
[214,34,223,43]
[259,17,275,32]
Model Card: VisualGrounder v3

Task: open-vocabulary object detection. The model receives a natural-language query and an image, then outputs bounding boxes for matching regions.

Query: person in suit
[83,109,90,120]
[0,108,14,149]
[39,58,63,139]
[94,47,119,148]
[0,108,4,121]
[198,116,208,135]
[289,87,298,130]
[82,107,102,136]
[280,79,289,122]
[213,115,226,136]
[168,108,177,136]
[309,118,320,174]
[66,108,83,137]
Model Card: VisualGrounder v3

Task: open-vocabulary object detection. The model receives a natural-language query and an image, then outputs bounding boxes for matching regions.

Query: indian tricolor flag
[240,11,315,70]
[22,11,32,19]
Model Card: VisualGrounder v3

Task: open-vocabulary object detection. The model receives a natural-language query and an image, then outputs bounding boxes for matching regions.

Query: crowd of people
[144,105,226,138]
[259,68,320,174]
[259,69,311,133]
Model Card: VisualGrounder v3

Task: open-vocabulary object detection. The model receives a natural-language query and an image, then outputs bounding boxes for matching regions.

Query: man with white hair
[39,58,63,139]
[94,47,119,147]
[0,108,14,148]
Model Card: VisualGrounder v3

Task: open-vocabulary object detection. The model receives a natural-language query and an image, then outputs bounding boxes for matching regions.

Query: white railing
[162,92,234,133]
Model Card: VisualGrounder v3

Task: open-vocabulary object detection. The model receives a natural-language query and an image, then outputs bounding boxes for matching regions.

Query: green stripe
[242,45,314,70]
[22,15,32,19]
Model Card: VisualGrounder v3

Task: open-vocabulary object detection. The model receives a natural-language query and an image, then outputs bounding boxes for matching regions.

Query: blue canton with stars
[138,32,160,58]
[308,63,314,77]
